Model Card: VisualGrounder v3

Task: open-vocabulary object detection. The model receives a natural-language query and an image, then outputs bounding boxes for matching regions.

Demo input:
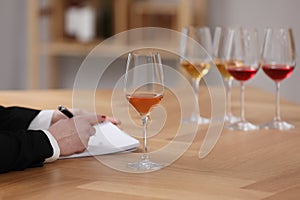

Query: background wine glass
[180,26,213,124]
[124,50,164,170]
[260,28,296,130]
[213,26,240,124]
[226,28,260,131]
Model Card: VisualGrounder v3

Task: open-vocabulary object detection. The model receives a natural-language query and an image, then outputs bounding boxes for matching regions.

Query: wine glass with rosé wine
[124,50,164,170]
[260,28,296,130]
[226,28,260,131]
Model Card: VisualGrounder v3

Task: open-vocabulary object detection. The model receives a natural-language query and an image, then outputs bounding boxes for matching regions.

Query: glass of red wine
[124,50,164,170]
[260,28,296,130]
[226,28,260,131]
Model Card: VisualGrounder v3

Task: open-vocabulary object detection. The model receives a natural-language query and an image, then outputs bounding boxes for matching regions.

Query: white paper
[60,122,140,159]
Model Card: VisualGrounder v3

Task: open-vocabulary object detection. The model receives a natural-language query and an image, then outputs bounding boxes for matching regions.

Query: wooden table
[0,87,300,200]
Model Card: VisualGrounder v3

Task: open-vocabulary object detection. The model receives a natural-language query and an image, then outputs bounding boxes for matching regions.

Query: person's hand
[51,108,120,126]
[48,114,105,156]
[51,108,89,125]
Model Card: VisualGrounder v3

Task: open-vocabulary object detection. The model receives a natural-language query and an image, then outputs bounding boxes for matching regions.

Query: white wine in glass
[213,26,240,124]
[124,50,164,170]
[180,26,212,124]
[181,60,210,80]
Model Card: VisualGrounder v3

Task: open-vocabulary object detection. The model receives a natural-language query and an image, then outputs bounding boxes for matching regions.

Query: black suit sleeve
[0,106,41,130]
[0,106,54,173]
[0,129,53,173]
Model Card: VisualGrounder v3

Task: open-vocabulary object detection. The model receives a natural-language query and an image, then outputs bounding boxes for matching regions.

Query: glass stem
[192,78,201,117]
[274,82,281,121]
[240,82,246,122]
[141,115,149,161]
[225,79,233,117]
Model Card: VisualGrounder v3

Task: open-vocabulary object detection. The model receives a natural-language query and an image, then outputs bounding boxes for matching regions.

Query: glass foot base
[128,159,162,171]
[183,114,210,124]
[260,120,295,130]
[226,120,259,131]
[225,114,240,124]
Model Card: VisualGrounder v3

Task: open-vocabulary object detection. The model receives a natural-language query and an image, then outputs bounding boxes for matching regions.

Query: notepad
[60,122,140,159]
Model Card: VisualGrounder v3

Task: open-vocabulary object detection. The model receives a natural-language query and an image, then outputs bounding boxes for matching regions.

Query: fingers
[59,109,121,126]
[104,116,121,126]
[97,115,121,126]
[80,114,121,126]
[50,113,120,156]
[99,115,107,123]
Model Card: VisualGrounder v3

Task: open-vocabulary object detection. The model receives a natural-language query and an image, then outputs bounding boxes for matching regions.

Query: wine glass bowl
[124,50,164,170]
[180,26,213,124]
[262,64,294,82]
[181,60,210,81]
[126,87,163,117]
[225,28,260,131]
[214,60,233,80]
[227,64,259,82]
[260,28,296,130]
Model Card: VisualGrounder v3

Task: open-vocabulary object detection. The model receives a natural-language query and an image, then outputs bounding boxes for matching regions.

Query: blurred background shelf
[41,40,101,56]
[28,0,126,88]
[27,0,206,89]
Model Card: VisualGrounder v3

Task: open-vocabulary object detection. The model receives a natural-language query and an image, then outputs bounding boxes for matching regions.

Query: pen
[58,105,74,118]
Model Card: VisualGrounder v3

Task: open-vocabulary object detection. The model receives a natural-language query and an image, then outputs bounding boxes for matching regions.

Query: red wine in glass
[227,67,259,81]
[260,28,296,130]
[262,64,294,82]
[225,28,260,131]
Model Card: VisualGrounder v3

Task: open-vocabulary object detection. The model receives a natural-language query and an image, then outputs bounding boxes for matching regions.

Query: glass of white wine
[124,50,164,170]
[180,26,212,124]
[213,26,240,124]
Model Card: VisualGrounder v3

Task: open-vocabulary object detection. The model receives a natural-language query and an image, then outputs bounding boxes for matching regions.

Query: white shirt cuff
[43,130,61,163]
[28,110,60,162]
[29,110,54,130]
